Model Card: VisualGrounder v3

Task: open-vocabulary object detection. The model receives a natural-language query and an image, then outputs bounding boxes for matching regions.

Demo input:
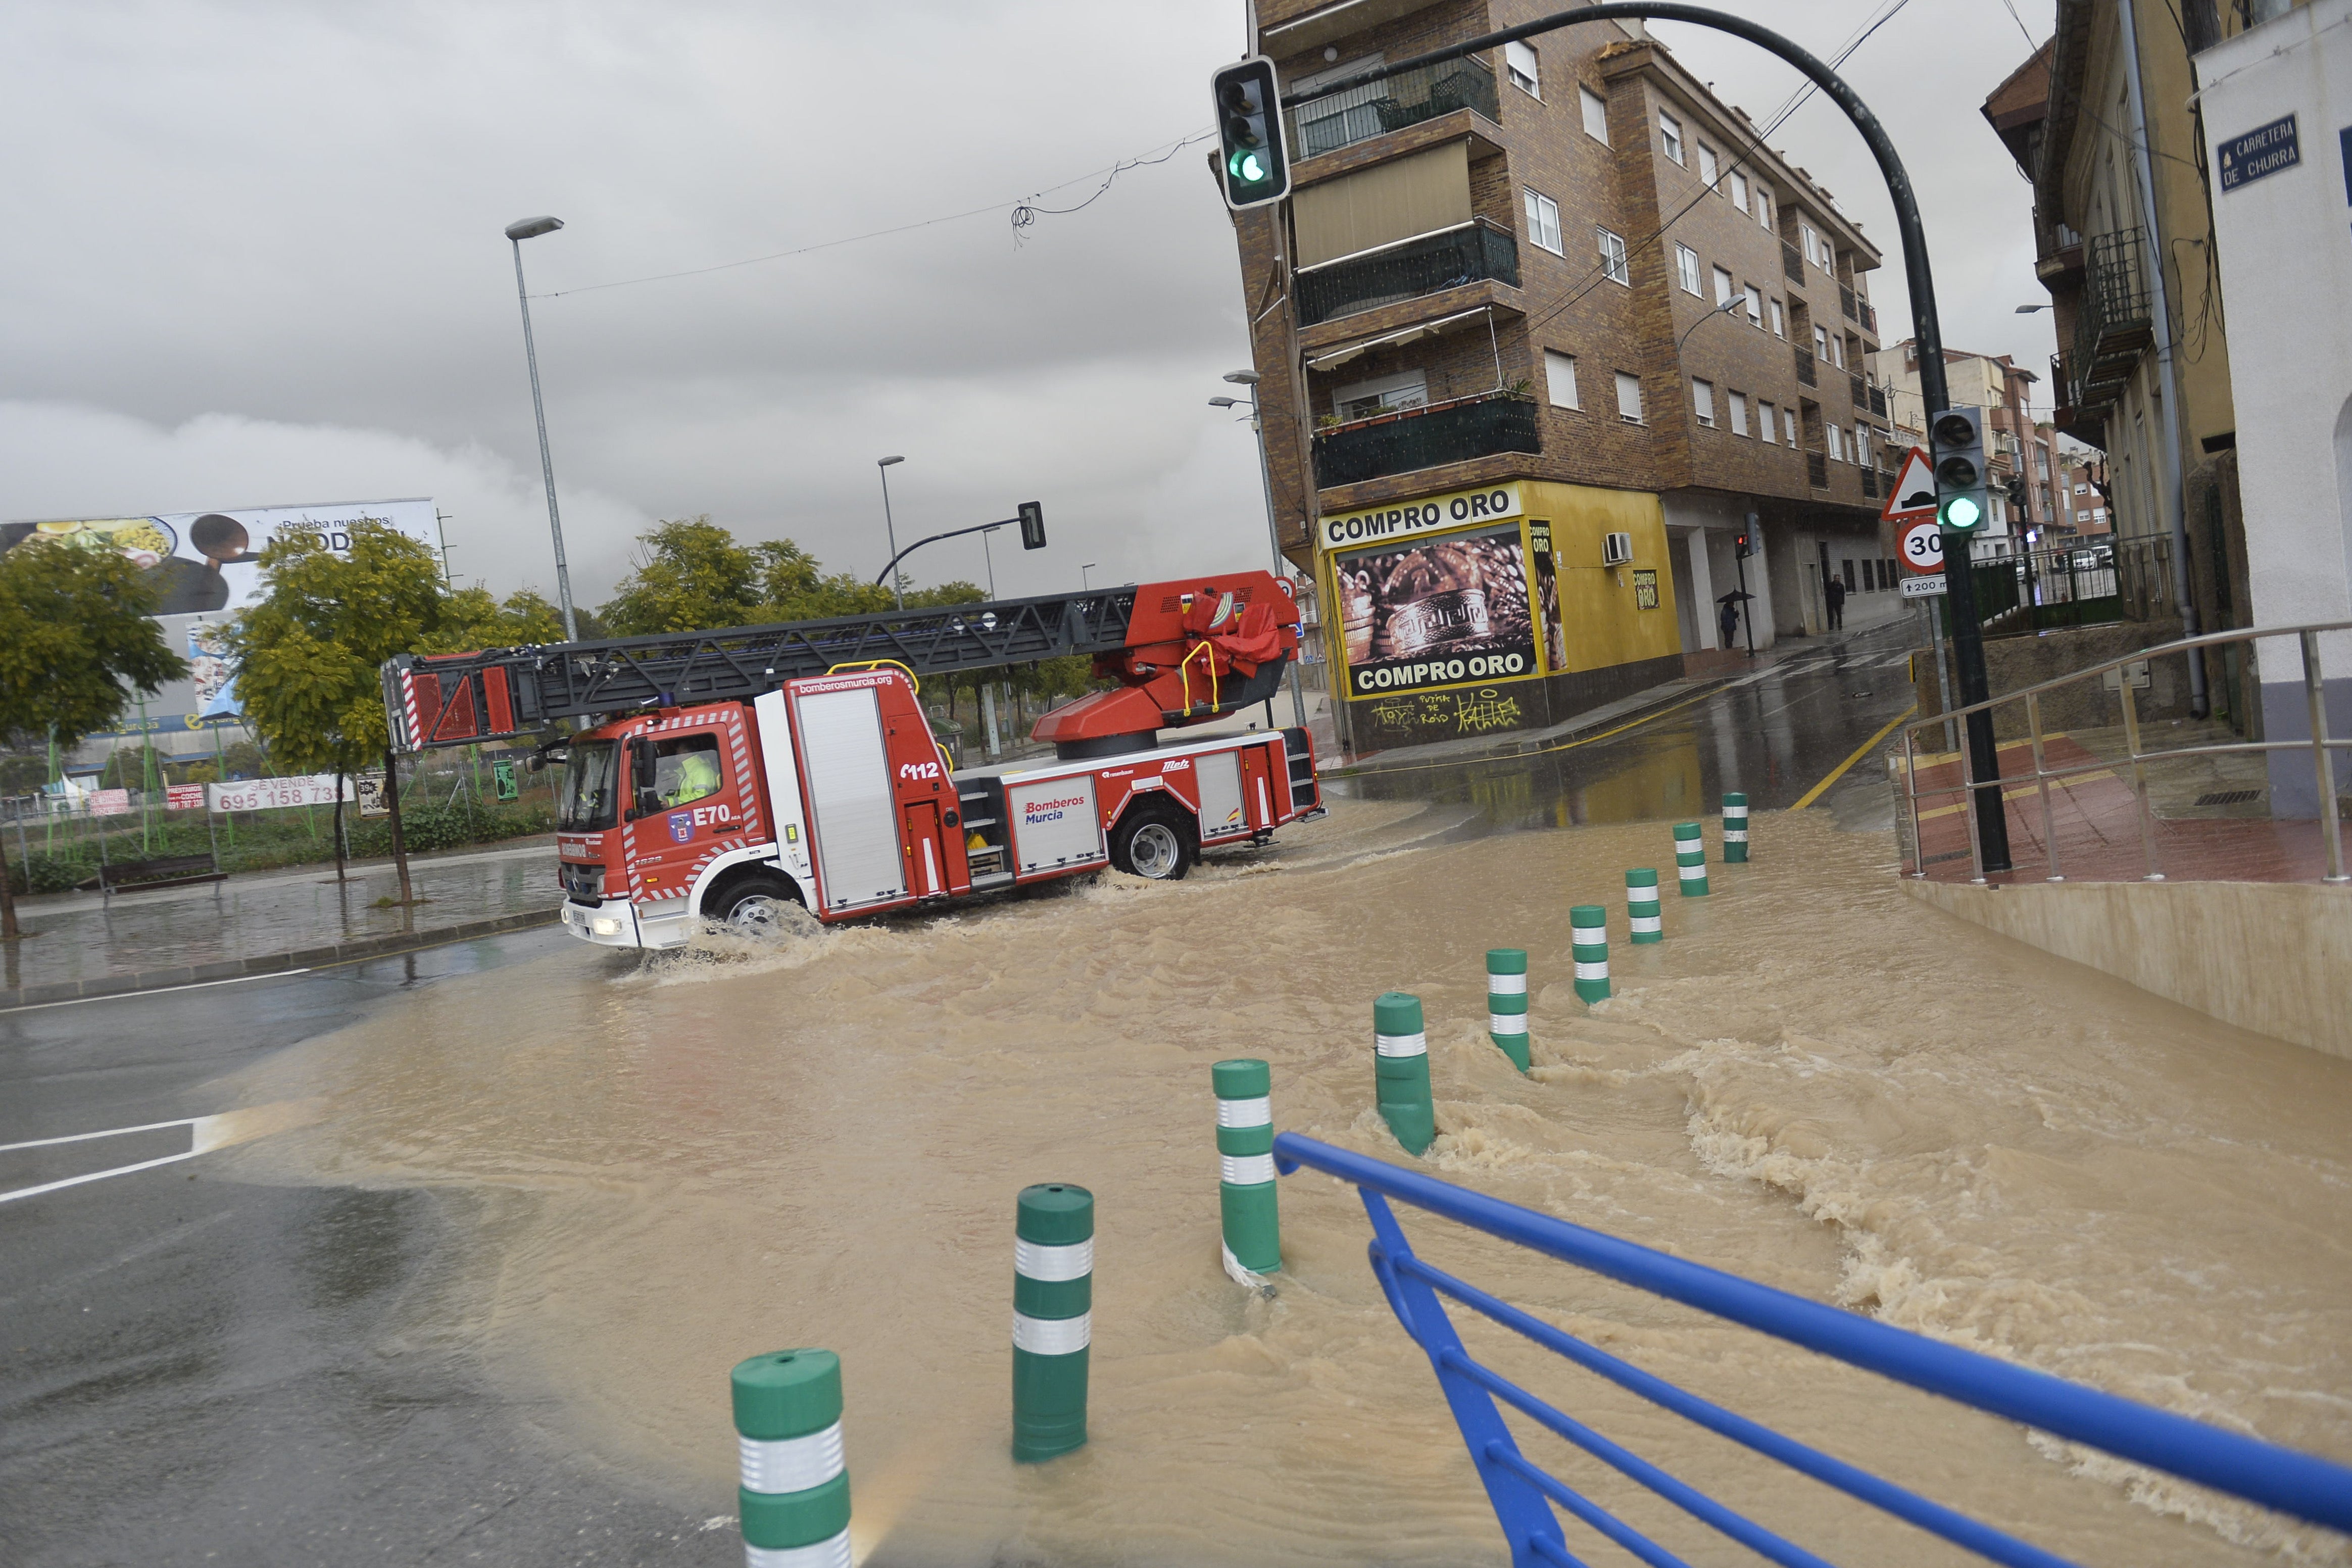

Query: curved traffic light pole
[1279,3,2011,870]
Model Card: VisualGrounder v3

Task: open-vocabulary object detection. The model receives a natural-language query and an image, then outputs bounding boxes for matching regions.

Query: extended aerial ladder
[383,571,1303,758]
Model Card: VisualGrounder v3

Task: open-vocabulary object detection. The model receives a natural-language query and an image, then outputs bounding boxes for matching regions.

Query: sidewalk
[1,840,564,1008]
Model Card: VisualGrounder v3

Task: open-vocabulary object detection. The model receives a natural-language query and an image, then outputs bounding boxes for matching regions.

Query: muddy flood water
[217,803,2352,1566]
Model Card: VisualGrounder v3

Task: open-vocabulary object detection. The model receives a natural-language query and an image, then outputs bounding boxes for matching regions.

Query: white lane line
[0,1117,202,1154]
[0,1149,203,1204]
[4,968,311,1014]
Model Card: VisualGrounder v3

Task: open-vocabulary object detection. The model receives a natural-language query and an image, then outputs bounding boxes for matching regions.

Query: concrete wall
[1913,614,2194,740]
[1906,878,2352,1061]
[2198,2,2352,814]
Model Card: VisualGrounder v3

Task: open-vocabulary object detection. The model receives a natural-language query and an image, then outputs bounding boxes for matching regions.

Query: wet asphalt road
[1330,619,1918,834]
[0,934,729,1567]
[0,622,1920,1565]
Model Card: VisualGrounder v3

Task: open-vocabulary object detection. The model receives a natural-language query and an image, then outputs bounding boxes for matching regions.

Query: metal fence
[1972,535,2170,634]
[1285,56,1499,161]
[1275,1131,2352,1567]
[1296,220,1520,327]
[1313,394,1539,489]
[1897,617,2351,884]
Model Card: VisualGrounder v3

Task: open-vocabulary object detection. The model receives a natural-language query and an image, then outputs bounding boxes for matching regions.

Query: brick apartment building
[1226,3,1898,749]
[1869,341,2060,552]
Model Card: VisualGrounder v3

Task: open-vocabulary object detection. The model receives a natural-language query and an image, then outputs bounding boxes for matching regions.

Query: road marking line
[0,1149,203,1204]
[4,968,312,1013]
[1792,704,1919,811]
[0,1117,201,1154]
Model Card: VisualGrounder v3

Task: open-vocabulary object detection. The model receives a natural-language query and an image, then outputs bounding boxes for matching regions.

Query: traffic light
[1930,406,1989,533]
[1018,501,1046,551]
[1212,57,1290,210]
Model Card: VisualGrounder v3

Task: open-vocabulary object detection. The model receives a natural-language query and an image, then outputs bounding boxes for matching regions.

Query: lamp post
[1214,369,1308,728]
[876,456,905,609]
[1082,562,1098,592]
[1676,293,1746,352]
[504,214,577,642]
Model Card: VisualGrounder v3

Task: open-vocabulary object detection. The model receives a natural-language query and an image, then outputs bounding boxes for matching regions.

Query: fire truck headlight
[592,917,623,936]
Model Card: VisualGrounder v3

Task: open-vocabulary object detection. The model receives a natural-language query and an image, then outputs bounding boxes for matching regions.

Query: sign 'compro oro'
[1318,482,1524,551]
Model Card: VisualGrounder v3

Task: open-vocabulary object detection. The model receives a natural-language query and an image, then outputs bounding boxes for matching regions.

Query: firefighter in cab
[656,739,722,807]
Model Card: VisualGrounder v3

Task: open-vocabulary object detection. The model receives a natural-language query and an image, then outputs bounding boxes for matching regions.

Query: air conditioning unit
[1602,531,1634,566]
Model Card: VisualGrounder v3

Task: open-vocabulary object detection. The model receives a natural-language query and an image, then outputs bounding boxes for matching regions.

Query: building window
[1698,143,1719,186]
[1713,266,1736,307]
[1729,171,1748,212]
[1659,110,1684,164]
[1783,407,1799,446]
[1675,243,1701,294]
[1692,378,1716,427]
[1580,85,1609,143]
[1829,334,1846,370]
[1544,349,1580,409]
[1505,40,1541,98]
[1597,227,1630,284]
[1770,299,1785,337]
[1826,421,1842,460]
[1743,285,1762,327]
[1801,222,1822,265]
[1756,188,1773,229]
[1332,369,1428,422]
[1615,370,1645,423]
[1814,323,1830,359]
[1758,399,1777,443]
[1729,391,1749,436]
[1526,189,1564,255]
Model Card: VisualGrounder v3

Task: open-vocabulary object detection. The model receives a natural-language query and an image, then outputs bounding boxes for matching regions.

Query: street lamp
[1082,562,1098,591]
[505,214,577,642]
[1676,293,1746,351]
[2015,303,2051,313]
[876,456,905,609]
[1216,368,1308,728]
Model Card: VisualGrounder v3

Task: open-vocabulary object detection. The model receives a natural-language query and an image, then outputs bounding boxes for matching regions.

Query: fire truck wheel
[1109,804,1194,881]
[710,872,803,932]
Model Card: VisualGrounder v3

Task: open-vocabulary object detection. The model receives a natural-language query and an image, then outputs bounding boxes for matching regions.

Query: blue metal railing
[1273,1132,2352,1567]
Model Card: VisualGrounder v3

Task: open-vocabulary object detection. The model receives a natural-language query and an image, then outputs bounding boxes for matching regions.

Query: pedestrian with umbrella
[1717,590,1753,653]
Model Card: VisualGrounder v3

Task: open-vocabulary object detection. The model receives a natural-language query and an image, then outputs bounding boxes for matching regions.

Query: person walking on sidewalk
[1718,596,1740,651]
[1824,574,1846,631]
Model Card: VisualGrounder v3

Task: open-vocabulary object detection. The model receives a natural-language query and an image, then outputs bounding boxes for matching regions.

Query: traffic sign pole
[1280,2,2012,874]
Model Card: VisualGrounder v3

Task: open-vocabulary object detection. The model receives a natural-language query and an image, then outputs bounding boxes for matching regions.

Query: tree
[428,585,566,653]
[0,543,185,938]
[225,521,443,902]
[600,517,764,635]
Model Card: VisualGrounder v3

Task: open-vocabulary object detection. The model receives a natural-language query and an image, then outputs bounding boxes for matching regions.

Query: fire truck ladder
[386,588,1140,752]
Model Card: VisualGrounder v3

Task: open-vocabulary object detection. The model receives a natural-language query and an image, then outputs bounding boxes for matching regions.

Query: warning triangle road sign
[1882,446,1937,521]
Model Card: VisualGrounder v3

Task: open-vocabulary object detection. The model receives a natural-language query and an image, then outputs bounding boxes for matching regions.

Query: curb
[1321,673,1742,779]
[0,908,561,1011]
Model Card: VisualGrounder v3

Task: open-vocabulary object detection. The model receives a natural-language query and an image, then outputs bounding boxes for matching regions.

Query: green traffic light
[1941,494,1983,531]
[1229,149,1267,184]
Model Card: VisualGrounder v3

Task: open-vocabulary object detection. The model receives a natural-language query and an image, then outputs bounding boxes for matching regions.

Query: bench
[83,854,228,901]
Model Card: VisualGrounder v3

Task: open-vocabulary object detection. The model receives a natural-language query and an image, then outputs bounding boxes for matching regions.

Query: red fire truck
[382,571,1321,949]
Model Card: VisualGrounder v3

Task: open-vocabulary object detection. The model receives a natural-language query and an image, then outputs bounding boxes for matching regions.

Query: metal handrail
[1898,618,2351,884]
[1276,1132,2352,1566]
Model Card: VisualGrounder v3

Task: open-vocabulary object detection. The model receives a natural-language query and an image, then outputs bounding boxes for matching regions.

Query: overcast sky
[0,0,2055,610]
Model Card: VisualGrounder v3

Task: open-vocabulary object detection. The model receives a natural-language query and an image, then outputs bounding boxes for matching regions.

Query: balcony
[1286,57,1499,163]
[1840,284,1856,321]
[1806,451,1829,489]
[1870,384,1888,418]
[1297,220,1519,328]
[1795,347,1817,388]
[1313,392,1539,489]
[1861,466,1879,502]
[1781,241,1803,283]
[1859,299,1878,334]
[1849,373,1867,408]
[2066,229,2152,412]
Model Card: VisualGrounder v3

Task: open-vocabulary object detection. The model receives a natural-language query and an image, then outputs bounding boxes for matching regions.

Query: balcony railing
[1870,384,1888,418]
[2067,228,2153,412]
[1794,347,1816,387]
[1286,56,1499,162]
[1781,240,1803,283]
[1806,450,1829,489]
[1849,372,1867,408]
[1861,465,1879,501]
[1840,283,1856,321]
[1859,298,1878,334]
[1296,220,1520,328]
[1313,392,1539,489]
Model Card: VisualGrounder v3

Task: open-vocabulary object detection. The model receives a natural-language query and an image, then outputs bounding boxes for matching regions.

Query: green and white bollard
[1213,1059,1280,1280]
[1571,906,1610,1003]
[1374,991,1435,1156]
[1722,792,1750,863]
[1674,821,1710,898]
[1626,869,1663,944]
[732,1349,851,1568]
[1486,949,1530,1072]
[1012,1182,1092,1462]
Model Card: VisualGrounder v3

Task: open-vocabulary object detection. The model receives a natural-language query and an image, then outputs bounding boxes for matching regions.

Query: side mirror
[630,740,660,817]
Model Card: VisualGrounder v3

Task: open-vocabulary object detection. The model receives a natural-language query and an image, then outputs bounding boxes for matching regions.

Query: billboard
[1332,521,1540,699]
[0,499,443,742]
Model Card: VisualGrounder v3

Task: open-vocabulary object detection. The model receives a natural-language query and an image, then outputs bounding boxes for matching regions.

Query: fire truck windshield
[557,740,620,831]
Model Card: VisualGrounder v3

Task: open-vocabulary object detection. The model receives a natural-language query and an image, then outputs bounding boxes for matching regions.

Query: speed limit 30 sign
[1899,519,1945,575]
